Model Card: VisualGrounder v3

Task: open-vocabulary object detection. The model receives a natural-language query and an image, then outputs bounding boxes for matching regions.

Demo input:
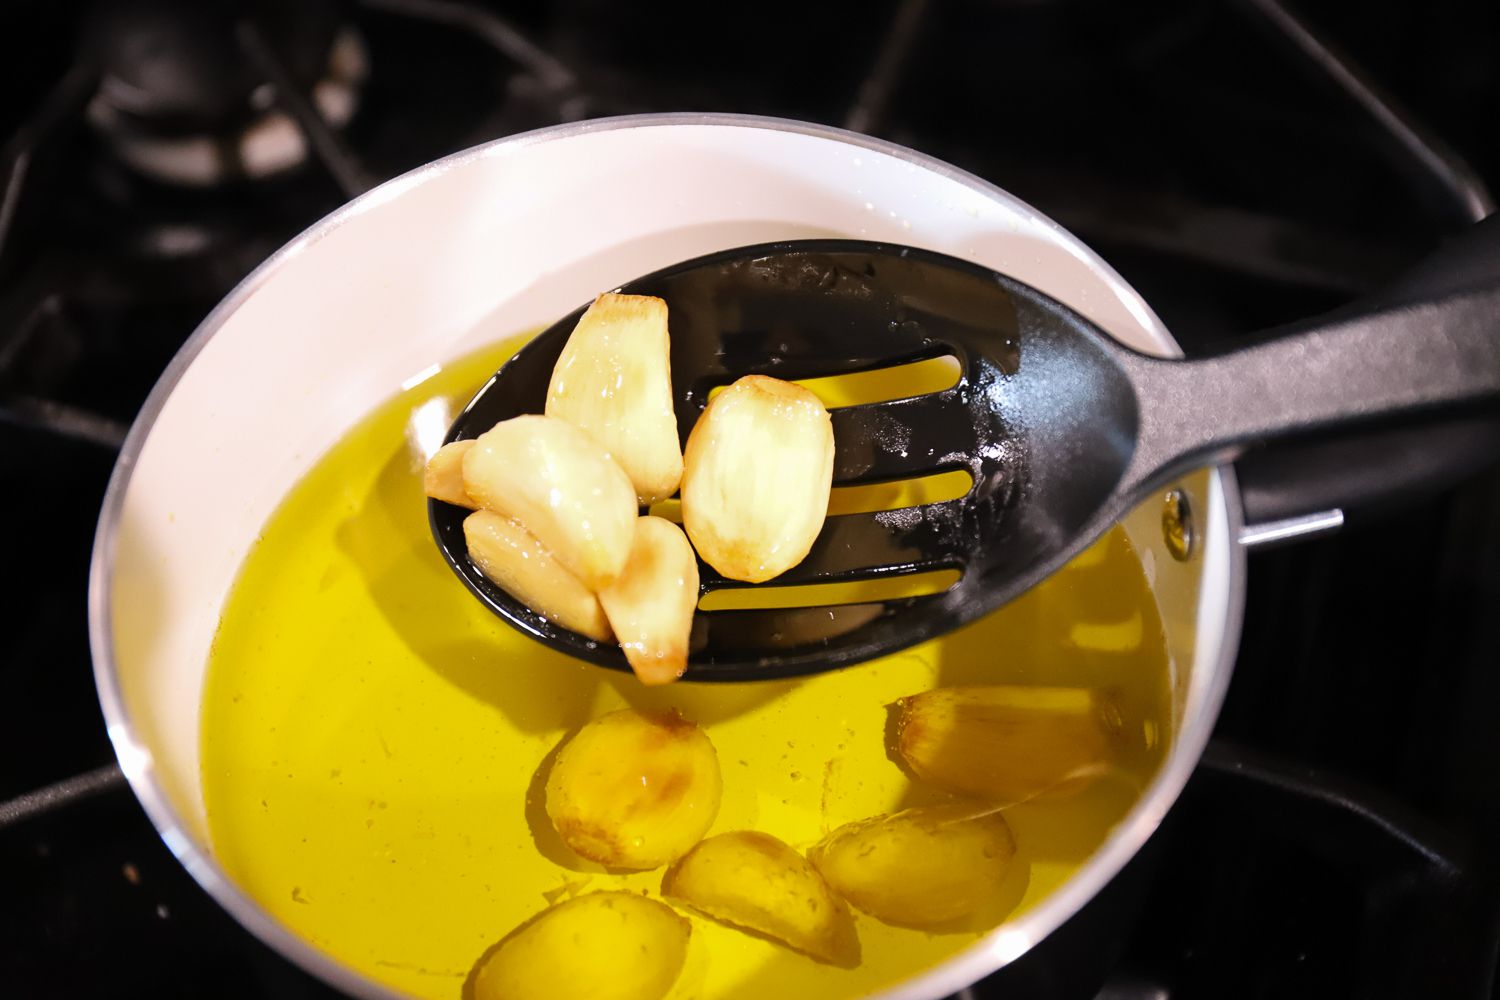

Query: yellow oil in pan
[200,334,1171,999]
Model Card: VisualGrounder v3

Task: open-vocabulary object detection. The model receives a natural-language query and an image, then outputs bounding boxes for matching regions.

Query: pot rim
[87,112,1246,1000]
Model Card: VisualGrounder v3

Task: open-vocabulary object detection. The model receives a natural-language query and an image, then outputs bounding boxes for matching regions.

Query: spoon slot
[698,568,959,612]
[826,469,974,516]
[703,354,963,409]
[697,500,969,590]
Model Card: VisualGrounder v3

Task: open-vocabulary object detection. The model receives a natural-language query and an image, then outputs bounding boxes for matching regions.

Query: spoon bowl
[431,236,1500,680]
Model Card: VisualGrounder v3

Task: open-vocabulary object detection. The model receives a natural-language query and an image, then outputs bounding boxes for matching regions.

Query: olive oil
[201,335,1171,1000]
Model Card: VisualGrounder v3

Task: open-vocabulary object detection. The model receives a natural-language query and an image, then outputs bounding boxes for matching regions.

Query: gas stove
[3,2,1498,998]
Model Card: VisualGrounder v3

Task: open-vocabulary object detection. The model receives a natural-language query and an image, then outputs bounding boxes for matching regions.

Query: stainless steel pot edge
[86,112,1243,1000]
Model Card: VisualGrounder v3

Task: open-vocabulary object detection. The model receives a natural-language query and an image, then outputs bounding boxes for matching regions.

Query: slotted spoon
[430,236,1500,680]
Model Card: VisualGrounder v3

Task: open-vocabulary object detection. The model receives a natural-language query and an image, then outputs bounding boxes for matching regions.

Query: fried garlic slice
[463,510,612,642]
[810,803,1015,926]
[462,414,638,590]
[598,516,699,686]
[680,375,833,583]
[423,439,477,508]
[472,891,689,1000]
[546,293,684,506]
[897,685,1121,802]
[545,709,721,870]
[663,830,859,966]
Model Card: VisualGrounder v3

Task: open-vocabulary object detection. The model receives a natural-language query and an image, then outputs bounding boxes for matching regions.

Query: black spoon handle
[1118,260,1500,501]
[1234,218,1500,526]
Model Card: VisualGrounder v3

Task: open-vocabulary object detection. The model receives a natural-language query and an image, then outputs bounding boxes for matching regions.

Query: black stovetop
[3,1,1498,998]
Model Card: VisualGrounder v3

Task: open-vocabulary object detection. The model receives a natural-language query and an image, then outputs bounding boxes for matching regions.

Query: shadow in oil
[599,669,800,727]
[521,728,605,874]
[335,423,604,735]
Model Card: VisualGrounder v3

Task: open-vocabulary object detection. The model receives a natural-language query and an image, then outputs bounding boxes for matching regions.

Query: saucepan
[87,114,1491,999]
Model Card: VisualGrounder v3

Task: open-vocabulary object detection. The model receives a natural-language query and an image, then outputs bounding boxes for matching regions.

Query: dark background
[2,1,1497,998]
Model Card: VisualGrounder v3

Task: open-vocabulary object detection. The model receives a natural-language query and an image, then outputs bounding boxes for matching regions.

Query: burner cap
[83,0,366,187]
[84,0,340,137]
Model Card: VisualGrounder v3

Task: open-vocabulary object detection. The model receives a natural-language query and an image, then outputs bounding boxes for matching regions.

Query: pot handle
[1233,216,1500,542]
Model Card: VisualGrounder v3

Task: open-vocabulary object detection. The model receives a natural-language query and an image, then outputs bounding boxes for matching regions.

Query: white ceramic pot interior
[90,115,1241,999]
